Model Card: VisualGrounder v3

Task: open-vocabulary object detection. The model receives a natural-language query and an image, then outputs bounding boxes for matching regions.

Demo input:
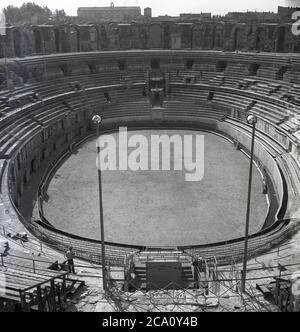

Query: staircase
[131,250,195,290]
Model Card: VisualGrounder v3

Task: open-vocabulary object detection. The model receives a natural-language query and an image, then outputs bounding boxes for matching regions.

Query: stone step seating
[227,120,300,199]
[198,71,218,83]
[0,100,12,116]
[169,70,219,84]
[283,70,300,85]
[285,85,300,105]
[224,64,249,77]
[209,74,225,86]
[226,118,284,157]
[0,71,146,109]
[169,70,202,83]
[226,118,298,198]
[222,64,250,88]
[32,102,71,127]
[249,82,277,96]
[238,77,287,97]
[279,116,300,133]
[212,92,253,111]
[169,85,209,103]
[101,100,152,119]
[163,100,226,120]
[257,67,277,80]
[249,100,288,125]
[63,88,149,120]
[0,118,41,158]
[271,83,292,99]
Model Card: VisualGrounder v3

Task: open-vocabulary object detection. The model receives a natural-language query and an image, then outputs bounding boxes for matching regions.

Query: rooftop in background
[74,5,300,23]
[77,3,142,23]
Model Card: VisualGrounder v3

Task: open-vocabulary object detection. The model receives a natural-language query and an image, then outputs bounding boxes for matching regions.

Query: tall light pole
[92,115,107,293]
[241,114,258,293]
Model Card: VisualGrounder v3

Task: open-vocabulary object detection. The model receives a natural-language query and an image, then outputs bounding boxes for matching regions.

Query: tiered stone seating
[164,100,226,120]
[257,66,277,80]
[249,100,289,124]
[285,85,300,105]
[0,51,299,271]
[169,85,209,104]
[283,69,300,85]
[212,92,253,112]
[222,63,249,88]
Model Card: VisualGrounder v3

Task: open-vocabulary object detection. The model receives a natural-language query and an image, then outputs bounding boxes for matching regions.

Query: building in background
[179,13,212,20]
[77,3,142,22]
[144,8,152,20]
[278,5,300,21]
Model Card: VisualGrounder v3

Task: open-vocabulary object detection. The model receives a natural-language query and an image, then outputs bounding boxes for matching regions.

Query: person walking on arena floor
[65,247,76,274]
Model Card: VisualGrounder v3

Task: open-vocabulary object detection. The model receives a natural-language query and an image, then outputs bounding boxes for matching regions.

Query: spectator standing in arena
[65,247,76,274]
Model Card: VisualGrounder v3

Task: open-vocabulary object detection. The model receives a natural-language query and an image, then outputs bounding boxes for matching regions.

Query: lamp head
[92,115,102,125]
[247,114,257,125]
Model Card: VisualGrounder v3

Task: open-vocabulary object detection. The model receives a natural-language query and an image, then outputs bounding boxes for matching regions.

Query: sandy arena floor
[44,130,268,246]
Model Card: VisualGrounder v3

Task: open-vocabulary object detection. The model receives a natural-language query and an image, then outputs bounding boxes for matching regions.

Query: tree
[51,9,67,24]
[4,2,67,25]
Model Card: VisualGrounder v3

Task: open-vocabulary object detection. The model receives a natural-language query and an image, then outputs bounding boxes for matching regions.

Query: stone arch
[100,25,108,50]
[13,29,22,57]
[107,24,120,50]
[148,24,163,49]
[140,28,148,49]
[232,28,239,50]
[89,25,98,51]
[94,25,101,50]
[254,27,265,52]
[191,24,202,49]
[69,26,80,52]
[163,24,171,49]
[23,27,35,56]
[200,24,210,49]
[33,28,42,54]
[214,24,224,50]
[54,28,60,53]
[0,35,4,58]
[276,26,286,53]
[211,25,216,49]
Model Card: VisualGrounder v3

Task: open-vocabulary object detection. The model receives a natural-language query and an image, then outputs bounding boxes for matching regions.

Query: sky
[0,0,300,16]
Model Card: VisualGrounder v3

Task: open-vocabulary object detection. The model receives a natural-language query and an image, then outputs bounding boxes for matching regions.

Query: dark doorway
[34,29,42,54]
[54,29,60,53]
[233,29,239,50]
[276,27,285,53]
[254,29,263,51]
[13,30,22,57]
[151,59,160,70]
[186,59,194,70]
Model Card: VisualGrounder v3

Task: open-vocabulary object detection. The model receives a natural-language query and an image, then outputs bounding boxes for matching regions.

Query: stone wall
[1,22,300,58]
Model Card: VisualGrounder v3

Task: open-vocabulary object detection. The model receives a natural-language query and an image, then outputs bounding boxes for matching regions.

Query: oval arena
[1,20,300,311]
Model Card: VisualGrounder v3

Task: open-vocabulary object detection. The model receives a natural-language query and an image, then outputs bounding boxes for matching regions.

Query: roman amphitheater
[1,16,300,312]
